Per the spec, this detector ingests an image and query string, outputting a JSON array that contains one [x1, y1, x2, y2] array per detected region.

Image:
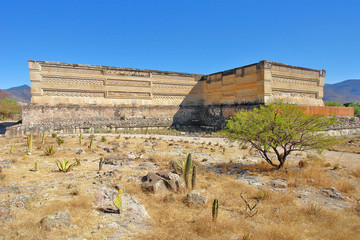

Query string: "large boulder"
[[141, 171, 185, 194], [185, 190, 208, 206], [40, 210, 72, 230]]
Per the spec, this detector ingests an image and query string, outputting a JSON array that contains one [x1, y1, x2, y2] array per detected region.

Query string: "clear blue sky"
[[0, 0, 359, 89]]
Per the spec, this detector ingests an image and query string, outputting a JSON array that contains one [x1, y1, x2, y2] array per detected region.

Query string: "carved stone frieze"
[[42, 76, 104, 86], [43, 89, 105, 97], [42, 66, 99, 75], [106, 79, 150, 87], [271, 65, 319, 78], [106, 70, 150, 77], [153, 93, 186, 99], [107, 91, 151, 99], [272, 90, 317, 98], [271, 75, 318, 86], [152, 74, 195, 82], [152, 83, 194, 89]]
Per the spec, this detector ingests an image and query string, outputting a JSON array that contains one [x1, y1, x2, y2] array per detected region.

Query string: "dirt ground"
[[0, 133, 359, 240]]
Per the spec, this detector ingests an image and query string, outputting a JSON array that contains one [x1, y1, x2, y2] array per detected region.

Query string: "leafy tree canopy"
[[0, 95, 21, 120], [224, 103, 336, 169]]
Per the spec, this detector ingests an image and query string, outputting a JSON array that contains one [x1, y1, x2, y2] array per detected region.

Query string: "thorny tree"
[[224, 103, 336, 169]]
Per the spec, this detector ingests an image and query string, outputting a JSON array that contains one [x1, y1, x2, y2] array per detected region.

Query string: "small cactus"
[[99, 157, 103, 171], [35, 161, 39, 171], [212, 198, 219, 221], [113, 188, 124, 214], [88, 135, 94, 149], [10, 146, 13, 154], [79, 133, 82, 145], [184, 153, 192, 188], [27, 133, 33, 153], [191, 165, 197, 190], [41, 132, 46, 144]]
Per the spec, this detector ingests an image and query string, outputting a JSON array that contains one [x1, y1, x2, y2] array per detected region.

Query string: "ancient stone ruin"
[[5, 60, 356, 136]]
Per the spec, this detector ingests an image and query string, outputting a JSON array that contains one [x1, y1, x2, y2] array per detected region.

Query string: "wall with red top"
[[301, 106, 354, 116]]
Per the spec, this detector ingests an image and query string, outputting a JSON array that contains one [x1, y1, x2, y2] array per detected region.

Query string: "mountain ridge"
[[1, 84, 31, 103], [323, 79, 360, 104]]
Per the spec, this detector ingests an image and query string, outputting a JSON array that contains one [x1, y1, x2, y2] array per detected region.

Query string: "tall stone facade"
[[17, 59, 348, 134], [29, 60, 325, 108], [202, 61, 325, 106], [29, 61, 204, 107]]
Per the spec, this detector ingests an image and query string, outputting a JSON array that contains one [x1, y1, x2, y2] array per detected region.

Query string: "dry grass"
[[0, 134, 360, 239], [352, 167, 360, 178], [329, 136, 360, 153]]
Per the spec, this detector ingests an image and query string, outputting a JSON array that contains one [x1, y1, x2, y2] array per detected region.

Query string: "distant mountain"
[[1, 84, 31, 103], [324, 79, 360, 104]]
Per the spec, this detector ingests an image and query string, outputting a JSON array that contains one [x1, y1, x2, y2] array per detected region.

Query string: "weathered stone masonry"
[[5, 60, 356, 136]]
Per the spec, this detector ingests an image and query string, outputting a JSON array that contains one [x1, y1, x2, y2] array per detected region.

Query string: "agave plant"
[[56, 137, 64, 146], [56, 159, 76, 172], [44, 145, 55, 156], [173, 158, 186, 175]]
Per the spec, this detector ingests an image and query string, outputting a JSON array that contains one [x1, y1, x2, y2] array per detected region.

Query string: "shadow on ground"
[[0, 121, 21, 134]]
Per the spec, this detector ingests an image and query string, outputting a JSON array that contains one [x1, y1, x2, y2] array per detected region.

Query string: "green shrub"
[[224, 103, 336, 169], [324, 101, 343, 107], [344, 102, 360, 116], [0, 97, 21, 119]]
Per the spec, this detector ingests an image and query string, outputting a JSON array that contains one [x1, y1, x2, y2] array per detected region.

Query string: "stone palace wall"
[[4, 60, 354, 136]]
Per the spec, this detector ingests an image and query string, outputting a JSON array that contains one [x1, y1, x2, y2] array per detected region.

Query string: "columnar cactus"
[[88, 135, 94, 149], [27, 133, 33, 153], [184, 153, 192, 188], [99, 157, 103, 171], [212, 198, 219, 221], [10, 146, 13, 154], [79, 133, 82, 145], [35, 161, 39, 171], [191, 165, 197, 190], [41, 132, 46, 144]]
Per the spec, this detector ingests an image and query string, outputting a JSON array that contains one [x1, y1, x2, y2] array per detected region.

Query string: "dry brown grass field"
[[0, 133, 359, 240]]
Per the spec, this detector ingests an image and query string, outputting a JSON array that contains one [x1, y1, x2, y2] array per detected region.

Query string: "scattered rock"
[[185, 190, 208, 205], [141, 171, 185, 193], [138, 162, 159, 170], [76, 148, 85, 155], [103, 155, 132, 166], [105, 193, 151, 239], [268, 179, 288, 189], [40, 210, 72, 230], [236, 174, 265, 187], [141, 172, 167, 194], [98, 144, 117, 153], [238, 169, 250, 175], [156, 170, 185, 192], [95, 185, 118, 211], [321, 187, 348, 200], [107, 222, 119, 229], [0, 159, 13, 168]]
